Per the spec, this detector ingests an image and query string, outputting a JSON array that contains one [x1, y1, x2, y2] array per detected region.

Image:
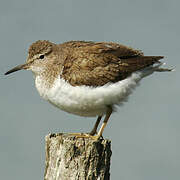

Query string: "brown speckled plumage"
[[58, 41, 163, 86], [28, 40, 54, 58]]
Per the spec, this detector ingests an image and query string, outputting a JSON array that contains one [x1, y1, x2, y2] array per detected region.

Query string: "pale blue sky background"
[[1, 0, 179, 179]]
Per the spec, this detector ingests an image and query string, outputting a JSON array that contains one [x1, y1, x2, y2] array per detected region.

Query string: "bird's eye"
[[39, 55, 45, 59]]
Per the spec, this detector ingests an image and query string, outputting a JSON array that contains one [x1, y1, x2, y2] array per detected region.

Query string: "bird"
[[5, 40, 172, 140]]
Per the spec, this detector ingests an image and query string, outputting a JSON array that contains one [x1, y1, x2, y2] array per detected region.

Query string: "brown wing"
[[60, 41, 163, 87]]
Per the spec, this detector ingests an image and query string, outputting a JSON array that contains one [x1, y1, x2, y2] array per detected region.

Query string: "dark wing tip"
[[153, 56, 164, 60]]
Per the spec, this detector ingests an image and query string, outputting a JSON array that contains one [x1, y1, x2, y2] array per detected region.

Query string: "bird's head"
[[5, 40, 56, 76]]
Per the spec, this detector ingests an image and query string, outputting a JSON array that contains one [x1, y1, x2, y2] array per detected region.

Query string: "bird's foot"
[[69, 133, 101, 141], [69, 133, 84, 136]]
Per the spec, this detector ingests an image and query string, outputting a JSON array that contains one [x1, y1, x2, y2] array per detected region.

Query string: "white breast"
[[35, 65, 159, 117]]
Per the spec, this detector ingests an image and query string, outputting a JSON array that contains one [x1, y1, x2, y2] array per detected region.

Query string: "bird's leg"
[[73, 107, 112, 141], [69, 116, 102, 137], [89, 116, 102, 135], [96, 106, 112, 138]]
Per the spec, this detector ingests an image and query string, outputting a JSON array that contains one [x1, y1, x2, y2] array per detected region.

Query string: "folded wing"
[[60, 41, 163, 86]]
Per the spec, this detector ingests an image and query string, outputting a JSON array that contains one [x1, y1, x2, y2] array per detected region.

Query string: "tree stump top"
[[44, 133, 112, 180]]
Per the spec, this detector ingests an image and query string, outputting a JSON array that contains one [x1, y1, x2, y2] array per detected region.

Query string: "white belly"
[[35, 66, 158, 117]]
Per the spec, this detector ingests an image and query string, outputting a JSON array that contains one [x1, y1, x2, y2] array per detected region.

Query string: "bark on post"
[[44, 133, 112, 180]]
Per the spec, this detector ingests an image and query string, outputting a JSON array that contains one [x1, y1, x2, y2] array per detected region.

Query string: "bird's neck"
[[34, 66, 61, 99]]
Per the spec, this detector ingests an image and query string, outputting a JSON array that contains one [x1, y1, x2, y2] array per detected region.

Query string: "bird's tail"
[[154, 62, 174, 72], [137, 61, 174, 78], [120, 56, 173, 79]]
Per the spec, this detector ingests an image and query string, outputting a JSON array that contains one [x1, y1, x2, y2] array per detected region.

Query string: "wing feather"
[[60, 41, 163, 86]]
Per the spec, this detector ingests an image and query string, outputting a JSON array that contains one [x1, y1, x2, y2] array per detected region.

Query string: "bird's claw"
[[69, 133, 101, 141]]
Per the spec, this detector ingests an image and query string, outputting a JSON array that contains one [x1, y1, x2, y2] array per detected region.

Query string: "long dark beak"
[[5, 63, 29, 75]]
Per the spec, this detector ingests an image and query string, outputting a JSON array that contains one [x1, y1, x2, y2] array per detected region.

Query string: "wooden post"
[[44, 133, 112, 180]]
